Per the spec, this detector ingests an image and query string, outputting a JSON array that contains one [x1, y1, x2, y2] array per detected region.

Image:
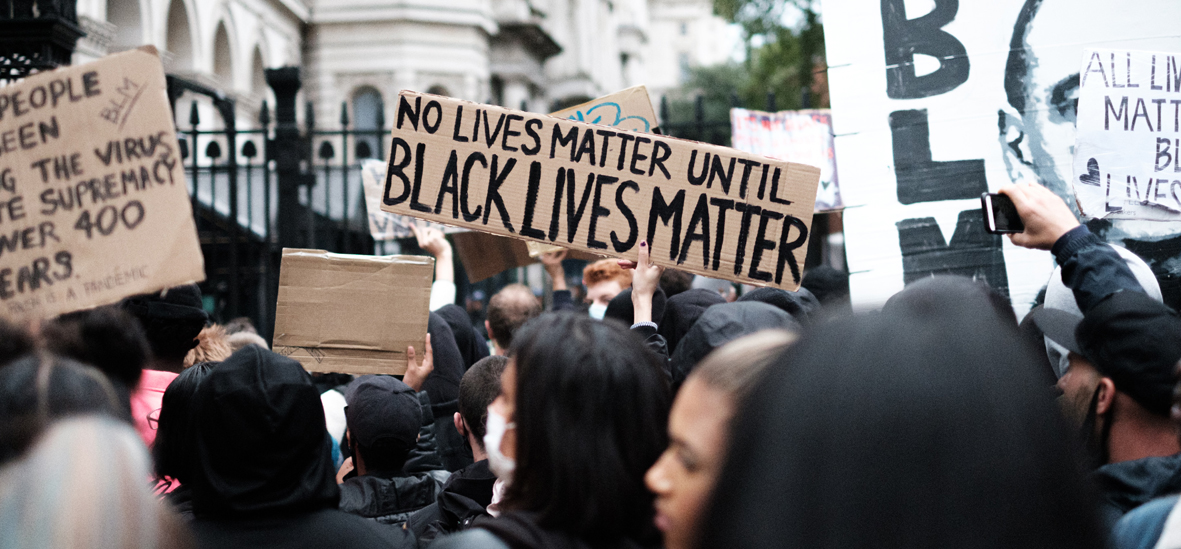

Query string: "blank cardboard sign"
[[273, 248, 433, 375], [380, 91, 821, 290], [0, 47, 204, 318]]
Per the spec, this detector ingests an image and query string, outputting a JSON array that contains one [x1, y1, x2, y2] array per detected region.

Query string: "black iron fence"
[[176, 72, 828, 339]]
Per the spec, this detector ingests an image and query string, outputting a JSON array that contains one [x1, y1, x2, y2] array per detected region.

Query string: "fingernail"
[[640, 241, 647, 247]]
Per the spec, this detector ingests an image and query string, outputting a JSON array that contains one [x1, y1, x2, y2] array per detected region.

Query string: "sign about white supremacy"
[[1073, 48, 1181, 221], [0, 47, 204, 318], [380, 91, 821, 290]]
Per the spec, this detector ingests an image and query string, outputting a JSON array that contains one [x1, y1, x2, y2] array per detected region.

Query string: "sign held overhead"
[[0, 47, 204, 318], [380, 91, 821, 290]]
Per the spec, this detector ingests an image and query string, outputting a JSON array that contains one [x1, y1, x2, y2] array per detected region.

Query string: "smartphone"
[[981, 193, 1025, 234]]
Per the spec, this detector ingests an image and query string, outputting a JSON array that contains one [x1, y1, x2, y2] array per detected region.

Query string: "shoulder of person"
[[427, 528, 509, 549], [1114, 495, 1180, 549]]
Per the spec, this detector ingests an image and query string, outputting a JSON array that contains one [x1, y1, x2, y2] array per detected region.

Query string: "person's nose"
[[645, 452, 673, 495]]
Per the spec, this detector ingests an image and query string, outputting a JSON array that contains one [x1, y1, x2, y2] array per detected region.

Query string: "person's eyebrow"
[[1048, 73, 1080, 118]]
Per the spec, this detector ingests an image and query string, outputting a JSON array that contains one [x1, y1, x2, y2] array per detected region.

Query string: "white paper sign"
[[1073, 48, 1181, 221], [731, 109, 841, 211]]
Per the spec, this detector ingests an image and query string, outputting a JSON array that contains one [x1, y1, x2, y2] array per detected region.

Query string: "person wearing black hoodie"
[[188, 345, 410, 549]]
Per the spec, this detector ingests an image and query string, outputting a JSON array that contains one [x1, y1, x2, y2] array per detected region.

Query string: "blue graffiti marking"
[[566, 101, 651, 132]]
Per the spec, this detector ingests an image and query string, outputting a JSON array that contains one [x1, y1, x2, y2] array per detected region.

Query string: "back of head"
[[736, 287, 819, 324], [458, 355, 509, 447], [183, 325, 232, 368], [121, 284, 208, 366], [0, 354, 123, 464], [669, 302, 798, 389], [43, 306, 150, 390], [660, 269, 693, 298], [189, 345, 337, 516], [343, 375, 421, 472], [884, 275, 1017, 328], [486, 284, 542, 350], [582, 259, 632, 289], [604, 287, 667, 327], [154, 362, 217, 482], [505, 313, 669, 543], [700, 310, 1104, 549], [0, 416, 190, 549], [437, 303, 490, 369], [801, 265, 850, 308], [0, 316, 34, 367], [690, 330, 796, 406], [658, 288, 725, 355]]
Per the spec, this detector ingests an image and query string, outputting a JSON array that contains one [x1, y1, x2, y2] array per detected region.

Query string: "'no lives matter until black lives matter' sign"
[[0, 47, 204, 318], [380, 91, 821, 291]]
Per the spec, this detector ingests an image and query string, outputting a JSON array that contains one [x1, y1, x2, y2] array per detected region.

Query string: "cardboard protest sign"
[[550, 86, 659, 133], [731, 108, 841, 211], [1073, 49, 1181, 221], [272, 248, 433, 375], [361, 159, 463, 240], [821, 0, 1181, 314], [0, 47, 204, 318], [380, 91, 820, 290]]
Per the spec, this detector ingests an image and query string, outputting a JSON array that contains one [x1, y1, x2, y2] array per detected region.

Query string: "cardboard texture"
[[0, 47, 204, 318], [273, 248, 433, 375], [549, 85, 659, 133], [381, 91, 821, 290], [1073, 48, 1181, 221], [363, 87, 660, 282]]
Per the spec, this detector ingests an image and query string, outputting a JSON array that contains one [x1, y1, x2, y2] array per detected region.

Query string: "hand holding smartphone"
[[981, 193, 1025, 234]]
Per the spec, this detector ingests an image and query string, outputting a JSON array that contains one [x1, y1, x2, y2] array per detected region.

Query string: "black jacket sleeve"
[[1053, 225, 1146, 313]]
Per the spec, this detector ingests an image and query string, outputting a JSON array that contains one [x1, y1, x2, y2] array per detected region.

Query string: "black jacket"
[[439, 512, 655, 549], [406, 459, 497, 547], [1091, 453, 1181, 523], [339, 469, 451, 525], [188, 346, 410, 549], [668, 302, 797, 390]]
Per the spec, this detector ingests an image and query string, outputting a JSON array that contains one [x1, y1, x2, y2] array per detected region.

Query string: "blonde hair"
[[690, 330, 796, 404], [0, 416, 192, 549], [184, 325, 232, 368], [582, 259, 631, 289]]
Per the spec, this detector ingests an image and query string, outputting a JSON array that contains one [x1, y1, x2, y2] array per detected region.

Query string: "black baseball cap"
[[1034, 292, 1181, 416], [343, 375, 421, 450]]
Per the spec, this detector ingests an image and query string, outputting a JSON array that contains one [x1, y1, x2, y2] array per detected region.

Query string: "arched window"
[[107, 0, 144, 51], [165, 0, 193, 72], [352, 88, 383, 160], [250, 47, 266, 94], [213, 23, 233, 87]]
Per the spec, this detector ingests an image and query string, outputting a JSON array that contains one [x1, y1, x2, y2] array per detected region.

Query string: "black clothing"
[[1092, 453, 1181, 522], [737, 287, 819, 323], [657, 289, 724, 356], [192, 509, 410, 549], [436, 304, 490, 371], [1053, 225, 1147, 312], [189, 345, 407, 548], [669, 302, 797, 390], [424, 313, 473, 472], [552, 289, 576, 312], [605, 288, 667, 327], [406, 460, 497, 547], [461, 512, 655, 549], [339, 469, 450, 525], [165, 484, 194, 521]]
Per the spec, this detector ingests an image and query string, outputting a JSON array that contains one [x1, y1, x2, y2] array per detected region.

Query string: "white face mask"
[[483, 407, 516, 480], [588, 302, 608, 320]]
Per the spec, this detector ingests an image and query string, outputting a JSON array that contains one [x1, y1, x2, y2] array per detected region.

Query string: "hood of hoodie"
[[423, 312, 466, 419], [189, 345, 339, 517], [657, 289, 724, 356], [669, 302, 798, 389], [1092, 452, 1181, 515], [436, 304, 490, 371]]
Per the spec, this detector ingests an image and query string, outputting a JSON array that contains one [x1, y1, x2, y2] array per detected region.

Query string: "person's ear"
[[454, 412, 465, 437], [1095, 377, 1117, 416], [484, 320, 494, 342], [997, 108, 1038, 184]]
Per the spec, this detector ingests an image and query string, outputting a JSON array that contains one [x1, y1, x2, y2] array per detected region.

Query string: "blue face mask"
[[588, 302, 608, 320]]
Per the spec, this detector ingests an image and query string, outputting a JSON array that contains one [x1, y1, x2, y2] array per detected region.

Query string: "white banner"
[[731, 108, 841, 211], [822, 0, 1181, 314]]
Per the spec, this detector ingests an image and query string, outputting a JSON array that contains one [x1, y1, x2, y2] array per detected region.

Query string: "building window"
[[353, 88, 383, 159], [678, 53, 691, 83], [680, 22, 688, 35]]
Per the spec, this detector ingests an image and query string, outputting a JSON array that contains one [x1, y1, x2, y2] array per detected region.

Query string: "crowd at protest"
[[3, 180, 1181, 549]]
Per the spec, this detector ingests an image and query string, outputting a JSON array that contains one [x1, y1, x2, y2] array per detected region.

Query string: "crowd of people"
[[2, 181, 1181, 549]]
